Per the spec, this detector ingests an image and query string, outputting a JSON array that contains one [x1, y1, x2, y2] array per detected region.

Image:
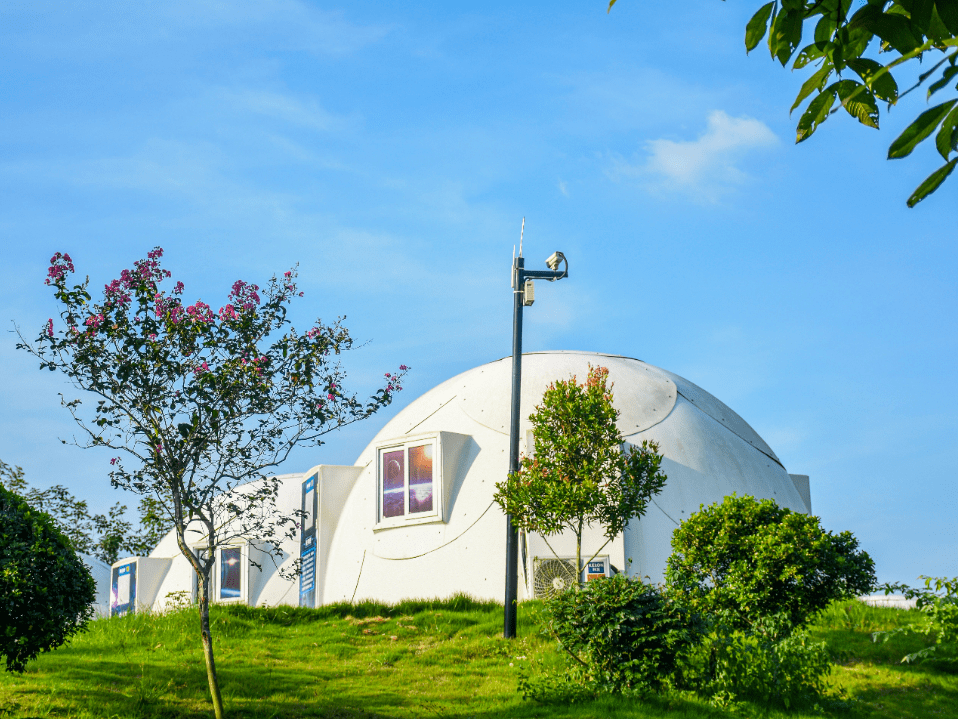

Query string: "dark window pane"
[[408, 444, 434, 514], [383, 489, 405, 518], [382, 449, 405, 518], [383, 450, 404, 491], [220, 547, 242, 599]]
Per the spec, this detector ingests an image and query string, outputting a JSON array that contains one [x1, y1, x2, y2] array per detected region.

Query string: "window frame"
[[191, 544, 249, 605], [375, 433, 444, 530]]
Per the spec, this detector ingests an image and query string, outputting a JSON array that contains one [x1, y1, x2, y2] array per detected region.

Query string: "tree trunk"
[[576, 521, 583, 590], [197, 572, 226, 719]]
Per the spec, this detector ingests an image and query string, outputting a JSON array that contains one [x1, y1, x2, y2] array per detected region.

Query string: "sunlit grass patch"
[[1, 596, 956, 718]]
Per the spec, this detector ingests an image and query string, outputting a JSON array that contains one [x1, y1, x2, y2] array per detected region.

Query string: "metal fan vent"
[[533, 558, 577, 600]]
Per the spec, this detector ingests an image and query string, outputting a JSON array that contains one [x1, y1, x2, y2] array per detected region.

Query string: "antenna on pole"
[[518, 217, 525, 258]]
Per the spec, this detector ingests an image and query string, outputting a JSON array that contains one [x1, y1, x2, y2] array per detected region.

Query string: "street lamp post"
[[503, 228, 569, 639]]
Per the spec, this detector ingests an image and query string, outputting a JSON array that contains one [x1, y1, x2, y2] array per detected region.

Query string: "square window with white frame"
[[377, 436, 441, 525]]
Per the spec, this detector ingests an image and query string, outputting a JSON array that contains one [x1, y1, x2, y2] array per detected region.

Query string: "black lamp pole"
[[504, 247, 568, 639]]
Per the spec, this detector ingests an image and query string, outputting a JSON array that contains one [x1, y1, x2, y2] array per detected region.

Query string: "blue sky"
[[1, 0, 955, 586]]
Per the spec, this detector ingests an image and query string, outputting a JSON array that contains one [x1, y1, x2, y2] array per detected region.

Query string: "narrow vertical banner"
[[299, 473, 318, 608]]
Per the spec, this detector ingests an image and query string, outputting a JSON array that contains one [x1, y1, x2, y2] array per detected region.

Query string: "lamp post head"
[[545, 251, 565, 271]]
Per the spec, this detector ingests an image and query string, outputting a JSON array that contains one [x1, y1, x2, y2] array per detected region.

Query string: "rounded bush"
[[546, 574, 703, 693], [666, 494, 876, 635], [0, 484, 96, 673]]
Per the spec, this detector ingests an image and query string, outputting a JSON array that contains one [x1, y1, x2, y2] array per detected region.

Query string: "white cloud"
[[557, 178, 569, 197], [612, 110, 778, 202], [220, 89, 354, 133]]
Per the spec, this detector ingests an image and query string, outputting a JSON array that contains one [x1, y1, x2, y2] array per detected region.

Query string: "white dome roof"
[[372, 350, 780, 465], [358, 350, 806, 585]]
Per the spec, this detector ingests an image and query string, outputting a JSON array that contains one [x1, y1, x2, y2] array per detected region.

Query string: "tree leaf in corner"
[[747, 2, 776, 53], [906, 158, 958, 207]]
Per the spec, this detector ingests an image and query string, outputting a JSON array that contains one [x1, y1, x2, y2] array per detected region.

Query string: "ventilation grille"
[[532, 558, 577, 599]]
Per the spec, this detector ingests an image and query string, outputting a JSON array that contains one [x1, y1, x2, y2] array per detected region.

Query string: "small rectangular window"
[[219, 547, 243, 600], [377, 437, 440, 525]]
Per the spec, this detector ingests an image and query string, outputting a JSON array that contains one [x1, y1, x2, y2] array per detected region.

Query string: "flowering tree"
[[493, 366, 667, 587], [17, 249, 406, 719]]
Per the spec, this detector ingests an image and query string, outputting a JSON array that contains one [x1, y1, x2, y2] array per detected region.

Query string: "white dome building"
[[110, 351, 811, 613]]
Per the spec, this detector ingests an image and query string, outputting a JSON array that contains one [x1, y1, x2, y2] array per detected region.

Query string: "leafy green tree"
[[493, 365, 667, 584], [17, 249, 405, 719], [665, 494, 876, 635], [0, 459, 171, 565], [0, 484, 96, 673], [610, 0, 958, 206]]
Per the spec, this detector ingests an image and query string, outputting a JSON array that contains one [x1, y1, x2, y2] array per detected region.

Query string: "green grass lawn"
[[1, 597, 954, 719]]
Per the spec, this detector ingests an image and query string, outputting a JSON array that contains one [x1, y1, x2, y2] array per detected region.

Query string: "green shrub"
[[874, 576, 958, 670], [666, 494, 875, 635], [541, 574, 703, 694], [0, 485, 96, 673], [687, 621, 832, 710]]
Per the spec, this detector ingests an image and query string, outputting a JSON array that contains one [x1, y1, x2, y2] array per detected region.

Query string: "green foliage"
[[665, 494, 876, 634], [609, 0, 958, 206], [0, 459, 171, 564], [542, 575, 703, 694], [874, 575, 958, 669], [0, 484, 96, 673], [686, 624, 832, 710], [493, 366, 667, 576]]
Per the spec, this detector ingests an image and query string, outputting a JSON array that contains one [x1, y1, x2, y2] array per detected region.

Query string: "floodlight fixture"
[[545, 251, 566, 272]]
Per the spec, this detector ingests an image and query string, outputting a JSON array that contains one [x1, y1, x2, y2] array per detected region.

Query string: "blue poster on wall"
[[111, 562, 137, 616], [299, 473, 318, 607]]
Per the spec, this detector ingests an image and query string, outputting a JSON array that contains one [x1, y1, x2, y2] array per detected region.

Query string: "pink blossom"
[[327, 393, 335, 401], [387, 384, 394, 391], [193, 361, 209, 377], [45, 252, 75, 285], [399, 365, 408, 371], [46, 319, 54, 337], [103, 279, 132, 305], [385, 373, 391, 378], [174, 281, 185, 295], [330, 383, 336, 390], [110, 457, 118, 465], [229, 280, 260, 309]]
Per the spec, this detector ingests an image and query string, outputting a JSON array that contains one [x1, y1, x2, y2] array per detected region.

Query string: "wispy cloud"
[[219, 89, 356, 133], [611, 110, 778, 202]]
